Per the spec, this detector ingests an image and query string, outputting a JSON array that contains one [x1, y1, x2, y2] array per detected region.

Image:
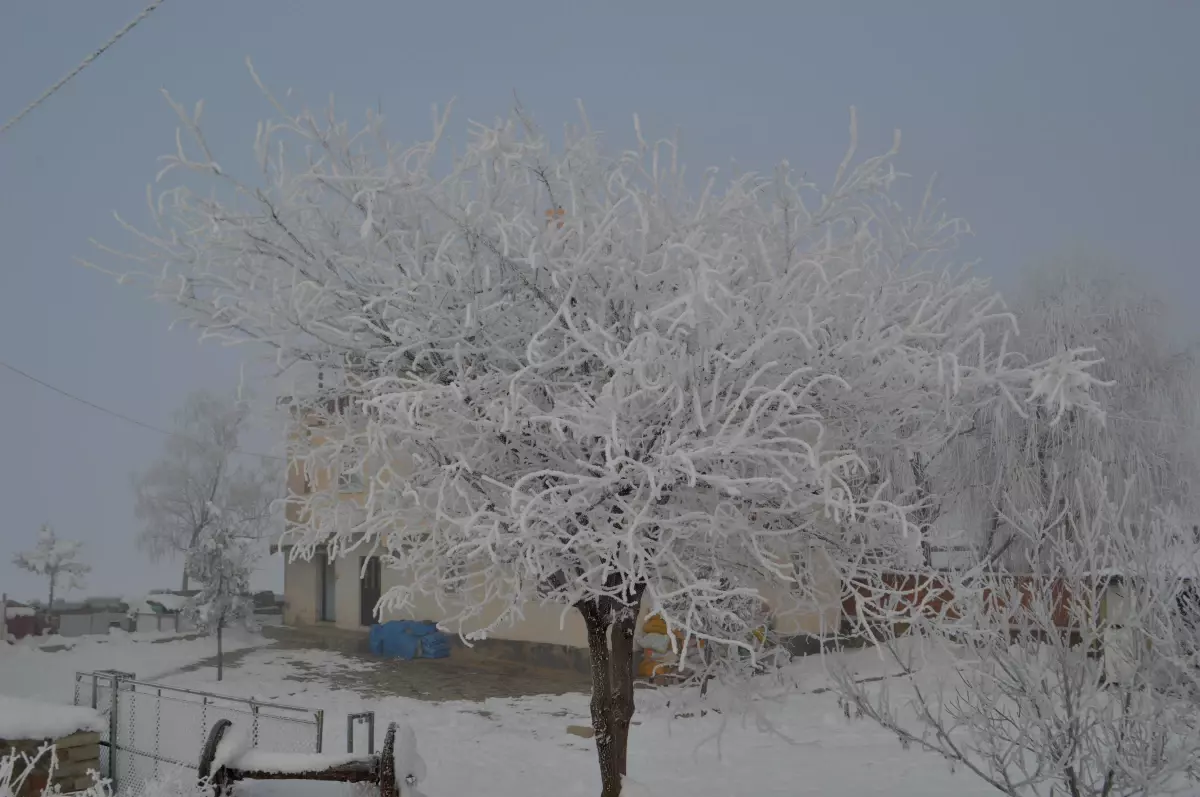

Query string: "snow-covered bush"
[[102, 72, 1105, 795], [836, 460, 1200, 797], [0, 744, 111, 797]]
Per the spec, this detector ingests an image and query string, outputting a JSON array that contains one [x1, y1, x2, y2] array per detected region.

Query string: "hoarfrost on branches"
[[101, 73, 1105, 795], [182, 524, 258, 680], [12, 524, 91, 610], [934, 257, 1200, 567], [132, 390, 276, 592], [836, 460, 1200, 797]]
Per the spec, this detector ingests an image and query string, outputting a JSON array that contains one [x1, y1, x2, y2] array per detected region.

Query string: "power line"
[[0, 357, 283, 461], [1, 0, 168, 137]]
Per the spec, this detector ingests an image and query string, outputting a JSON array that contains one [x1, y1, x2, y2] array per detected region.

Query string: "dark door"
[[360, 556, 381, 627]]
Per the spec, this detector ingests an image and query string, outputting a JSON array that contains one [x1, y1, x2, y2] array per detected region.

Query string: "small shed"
[[3, 600, 43, 641], [127, 593, 196, 633], [53, 598, 129, 638]]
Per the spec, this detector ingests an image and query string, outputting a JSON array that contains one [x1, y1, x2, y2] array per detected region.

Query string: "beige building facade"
[[277, 400, 843, 654]]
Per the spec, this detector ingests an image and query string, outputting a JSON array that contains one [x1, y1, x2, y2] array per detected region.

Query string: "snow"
[[134, 594, 190, 614], [0, 627, 269, 702], [391, 722, 425, 789], [210, 723, 366, 775], [3, 606, 34, 618], [228, 750, 368, 775], [150, 646, 997, 797], [0, 628, 1144, 796], [0, 695, 104, 739]]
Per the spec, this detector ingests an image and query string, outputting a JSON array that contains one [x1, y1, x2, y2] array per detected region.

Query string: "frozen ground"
[[1, 628, 999, 796], [0, 628, 268, 703]]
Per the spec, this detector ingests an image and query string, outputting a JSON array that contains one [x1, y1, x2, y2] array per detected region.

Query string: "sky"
[[1, 1, 1197, 602]]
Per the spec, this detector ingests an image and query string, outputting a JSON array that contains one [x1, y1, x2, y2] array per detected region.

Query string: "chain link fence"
[[74, 671, 324, 797]]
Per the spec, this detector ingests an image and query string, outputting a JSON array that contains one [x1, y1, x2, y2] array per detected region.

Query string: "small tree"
[[103, 75, 1104, 795], [12, 524, 91, 611], [182, 521, 258, 681], [835, 459, 1200, 797], [133, 391, 275, 591]]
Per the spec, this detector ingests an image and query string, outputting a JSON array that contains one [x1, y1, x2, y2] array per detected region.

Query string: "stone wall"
[[0, 730, 102, 797]]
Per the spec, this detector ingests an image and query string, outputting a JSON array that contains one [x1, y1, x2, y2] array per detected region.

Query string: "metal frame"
[[73, 671, 325, 796], [347, 711, 376, 754]]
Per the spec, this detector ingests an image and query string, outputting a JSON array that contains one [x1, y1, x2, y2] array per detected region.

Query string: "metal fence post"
[[107, 673, 120, 789], [315, 709, 325, 753], [347, 712, 376, 754]]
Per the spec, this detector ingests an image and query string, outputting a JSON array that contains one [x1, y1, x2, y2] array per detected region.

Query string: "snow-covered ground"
[[0, 628, 267, 703], [1, 628, 998, 796]]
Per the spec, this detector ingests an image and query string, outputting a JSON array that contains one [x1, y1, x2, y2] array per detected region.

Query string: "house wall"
[[281, 546, 841, 651], [283, 555, 320, 626], [131, 613, 196, 634], [56, 612, 127, 637], [375, 566, 590, 647], [334, 553, 365, 628], [278, 405, 842, 650]]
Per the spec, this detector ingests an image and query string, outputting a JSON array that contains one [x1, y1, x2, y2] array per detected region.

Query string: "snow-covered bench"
[[198, 718, 420, 797]]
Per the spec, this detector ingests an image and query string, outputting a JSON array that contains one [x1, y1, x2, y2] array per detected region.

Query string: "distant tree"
[[132, 390, 276, 591], [934, 256, 1200, 566], [12, 524, 91, 610], [182, 522, 258, 681]]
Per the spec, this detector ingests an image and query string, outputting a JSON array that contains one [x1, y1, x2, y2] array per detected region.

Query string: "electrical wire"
[[0, 357, 283, 461], [1, 0, 168, 137]]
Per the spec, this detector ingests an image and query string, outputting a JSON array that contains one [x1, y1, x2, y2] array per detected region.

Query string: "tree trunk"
[[47, 571, 56, 613], [610, 591, 643, 777], [181, 568, 190, 593], [217, 621, 224, 681], [580, 602, 621, 797]]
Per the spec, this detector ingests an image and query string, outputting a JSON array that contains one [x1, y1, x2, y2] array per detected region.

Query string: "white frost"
[[0, 696, 105, 740]]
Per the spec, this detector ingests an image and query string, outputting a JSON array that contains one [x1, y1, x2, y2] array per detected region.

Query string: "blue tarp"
[[368, 620, 451, 660]]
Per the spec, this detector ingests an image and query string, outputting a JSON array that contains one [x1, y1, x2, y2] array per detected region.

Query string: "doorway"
[[318, 549, 336, 622], [359, 556, 381, 627]]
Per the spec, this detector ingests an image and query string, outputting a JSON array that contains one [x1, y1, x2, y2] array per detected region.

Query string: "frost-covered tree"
[[12, 524, 91, 610], [836, 459, 1200, 797], [932, 257, 1200, 566], [133, 390, 275, 591], [182, 523, 257, 681], [101, 71, 1103, 795]]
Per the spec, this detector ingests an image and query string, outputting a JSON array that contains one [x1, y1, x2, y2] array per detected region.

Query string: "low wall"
[[841, 572, 1110, 632], [0, 731, 102, 797]]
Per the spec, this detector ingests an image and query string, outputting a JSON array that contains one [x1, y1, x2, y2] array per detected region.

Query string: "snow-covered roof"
[[0, 696, 105, 739], [4, 605, 36, 618], [127, 593, 190, 614]]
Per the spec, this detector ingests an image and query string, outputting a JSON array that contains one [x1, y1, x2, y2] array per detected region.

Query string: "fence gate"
[[74, 671, 324, 797]]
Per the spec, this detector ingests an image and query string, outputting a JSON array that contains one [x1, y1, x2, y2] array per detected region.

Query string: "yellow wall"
[[283, 555, 318, 625]]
